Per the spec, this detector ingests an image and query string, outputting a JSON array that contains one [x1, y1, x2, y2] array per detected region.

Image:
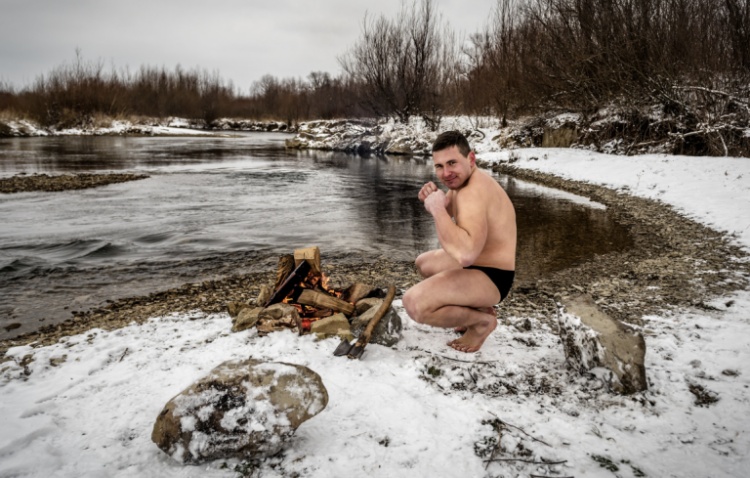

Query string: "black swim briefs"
[[466, 265, 515, 302]]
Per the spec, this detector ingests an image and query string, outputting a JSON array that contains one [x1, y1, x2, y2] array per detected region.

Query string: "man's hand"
[[418, 181, 439, 202], [424, 189, 449, 215]]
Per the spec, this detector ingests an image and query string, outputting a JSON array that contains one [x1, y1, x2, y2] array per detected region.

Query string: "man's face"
[[432, 146, 475, 190]]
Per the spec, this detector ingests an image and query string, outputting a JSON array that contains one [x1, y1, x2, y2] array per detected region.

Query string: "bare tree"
[[464, 0, 527, 124], [339, 0, 459, 126], [725, 0, 750, 70]]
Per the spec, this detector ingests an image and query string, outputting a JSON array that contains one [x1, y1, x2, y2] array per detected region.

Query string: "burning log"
[[297, 289, 355, 316], [265, 260, 311, 307], [228, 246, 396, 343]]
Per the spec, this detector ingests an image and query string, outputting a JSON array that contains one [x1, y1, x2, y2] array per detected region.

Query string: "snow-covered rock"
[[558, 294, 647, 394], [151, 358, 328, 464]]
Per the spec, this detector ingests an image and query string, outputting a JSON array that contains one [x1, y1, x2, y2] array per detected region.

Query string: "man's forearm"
[[432, 209, 478, 267]]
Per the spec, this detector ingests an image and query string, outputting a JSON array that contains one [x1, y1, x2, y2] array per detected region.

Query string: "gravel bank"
[[0, 173, 149, 193]]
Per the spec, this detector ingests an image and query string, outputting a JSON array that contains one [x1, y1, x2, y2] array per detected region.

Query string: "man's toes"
[[448, 339, 470, 352]]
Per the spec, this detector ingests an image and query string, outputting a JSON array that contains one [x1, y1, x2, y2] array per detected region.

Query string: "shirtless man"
[[402, 131, 517, 353]]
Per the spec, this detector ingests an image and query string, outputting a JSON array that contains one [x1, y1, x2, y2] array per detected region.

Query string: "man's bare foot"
[[447, 311, 497, 353], [453, 307, 495, 334]]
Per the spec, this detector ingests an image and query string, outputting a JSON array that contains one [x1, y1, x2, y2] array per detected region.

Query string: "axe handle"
[[355, 285, 396, 347]]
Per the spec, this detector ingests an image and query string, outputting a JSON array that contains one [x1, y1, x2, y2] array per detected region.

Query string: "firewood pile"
[[227, 247, 397, 345]]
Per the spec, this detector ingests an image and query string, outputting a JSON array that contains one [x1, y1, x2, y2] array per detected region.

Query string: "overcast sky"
[[0, 0, 496, 92]]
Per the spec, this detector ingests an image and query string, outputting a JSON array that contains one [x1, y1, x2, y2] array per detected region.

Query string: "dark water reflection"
[[0, 133, 632, 338], [504, 177, 631, 282]]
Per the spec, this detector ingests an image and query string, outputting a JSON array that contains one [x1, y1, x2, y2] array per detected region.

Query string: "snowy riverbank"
[[2, 130, 750, 477], [0, 117, 289, 137]]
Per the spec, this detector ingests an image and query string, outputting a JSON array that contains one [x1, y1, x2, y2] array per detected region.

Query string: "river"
[[0, 132, 632, 338]]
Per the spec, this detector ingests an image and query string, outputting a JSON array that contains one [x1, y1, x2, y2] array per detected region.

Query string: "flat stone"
[[232, 307, 264, 332], [227, 301, 252, 319], [256, 303, 300, 335], [310, 313, 352, 341], [260, 303, 298, 321]]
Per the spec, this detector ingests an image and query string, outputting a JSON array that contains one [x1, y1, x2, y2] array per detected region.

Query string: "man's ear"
[[469, 151, 476, 166]]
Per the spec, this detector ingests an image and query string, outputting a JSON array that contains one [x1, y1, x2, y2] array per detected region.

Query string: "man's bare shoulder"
[[453, 171, 493, 216], [462, 170, 502, 198]]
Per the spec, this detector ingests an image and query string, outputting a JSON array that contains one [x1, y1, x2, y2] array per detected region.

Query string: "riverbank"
[[0, 172, 149, 194], [285, 113, 750, 157], [0, 116, 291, 137]]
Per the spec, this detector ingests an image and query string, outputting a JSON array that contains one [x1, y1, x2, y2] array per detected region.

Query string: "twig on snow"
[[530, 475, 574, 478], [488, 412, 552, 447], [484, 419, 504, 470], [488, 458, 567, 465]]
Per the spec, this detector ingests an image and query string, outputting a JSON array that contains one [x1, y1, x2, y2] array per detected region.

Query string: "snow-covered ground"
[[2, 140, 750, 477]]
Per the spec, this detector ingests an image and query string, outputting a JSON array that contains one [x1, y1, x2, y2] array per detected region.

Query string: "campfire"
[[228, 247, 397, 358]]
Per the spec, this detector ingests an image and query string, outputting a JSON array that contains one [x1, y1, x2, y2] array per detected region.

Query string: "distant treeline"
[[1, 0, 749, 132]]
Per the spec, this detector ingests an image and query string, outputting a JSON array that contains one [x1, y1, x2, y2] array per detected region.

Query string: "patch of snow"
[[481, 147, 750, 250]]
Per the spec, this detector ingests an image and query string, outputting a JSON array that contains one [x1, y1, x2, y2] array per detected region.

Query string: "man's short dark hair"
[[432, 130, 471, 157]]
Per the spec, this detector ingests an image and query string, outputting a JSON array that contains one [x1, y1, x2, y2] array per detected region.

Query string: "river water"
[[0, 132, 632, 338]]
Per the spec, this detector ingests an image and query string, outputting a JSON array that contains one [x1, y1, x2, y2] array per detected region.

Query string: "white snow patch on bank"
[[482, 148, 750, 249], [1, 117, 217, 137]]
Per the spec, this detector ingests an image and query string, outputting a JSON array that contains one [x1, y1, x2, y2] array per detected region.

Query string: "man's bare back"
[[402, 131, 517, 353]]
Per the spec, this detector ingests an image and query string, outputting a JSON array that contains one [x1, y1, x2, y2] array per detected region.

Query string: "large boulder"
[[558, 295, 647, 394], [151, 358, 328, 464]]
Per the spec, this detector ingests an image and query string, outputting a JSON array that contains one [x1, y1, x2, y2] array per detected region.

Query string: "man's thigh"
[[414, 267, 501, 310], [416, 249, 461, 278]]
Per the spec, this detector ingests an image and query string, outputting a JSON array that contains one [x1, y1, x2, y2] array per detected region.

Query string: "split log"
[[297, 289, 355, 316], [265, 260, 311, 307], [341, 282, 375, 304], [273, 254, 296, 291], [294, 246, 321, 274]]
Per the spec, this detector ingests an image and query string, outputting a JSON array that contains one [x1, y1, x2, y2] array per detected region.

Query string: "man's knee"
[[414, 252, 431, 278], [403, 287, 429, 324], [416, 251, 444, 278]]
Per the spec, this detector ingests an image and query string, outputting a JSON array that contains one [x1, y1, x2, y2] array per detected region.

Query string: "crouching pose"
[[402, 131, 517, 352]]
